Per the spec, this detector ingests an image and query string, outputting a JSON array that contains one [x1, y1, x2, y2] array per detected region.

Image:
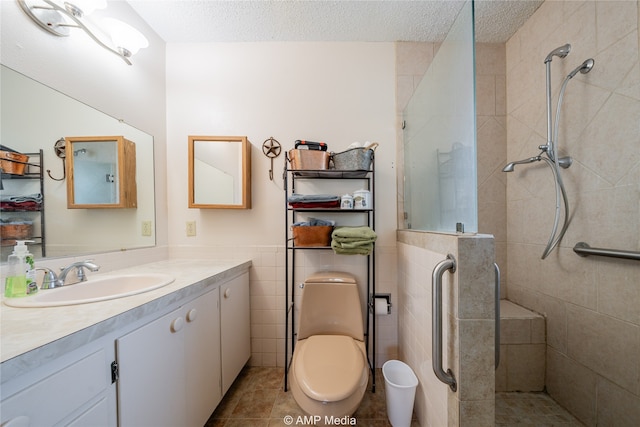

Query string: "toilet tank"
[[297, 271, 364, 341]]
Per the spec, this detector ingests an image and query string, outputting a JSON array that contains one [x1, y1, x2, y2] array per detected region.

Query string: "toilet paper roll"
[[375, 297, 389, 316]]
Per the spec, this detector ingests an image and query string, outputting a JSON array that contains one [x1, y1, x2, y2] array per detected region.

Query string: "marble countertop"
[[0, 258, 251, 382]]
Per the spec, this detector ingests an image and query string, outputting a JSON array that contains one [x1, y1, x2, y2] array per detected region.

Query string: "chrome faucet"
[[58, 260, 100, 286], [35, 261, 100, 289], [36, 267, 60, 289]]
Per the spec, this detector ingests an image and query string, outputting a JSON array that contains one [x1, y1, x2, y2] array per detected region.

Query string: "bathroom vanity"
[[0, 259, 251, 427]]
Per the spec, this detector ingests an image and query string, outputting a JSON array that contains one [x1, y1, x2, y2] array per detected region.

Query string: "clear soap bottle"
[[4, 240, 37, 297], [4, 244, 28, 298]]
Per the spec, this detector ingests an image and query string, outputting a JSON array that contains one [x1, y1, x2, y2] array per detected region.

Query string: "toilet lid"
[[304, 271, 356, 284], [294, 335, 365, 402]]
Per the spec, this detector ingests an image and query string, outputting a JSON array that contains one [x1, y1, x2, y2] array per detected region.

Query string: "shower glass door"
[[403, 0, 477, 232]]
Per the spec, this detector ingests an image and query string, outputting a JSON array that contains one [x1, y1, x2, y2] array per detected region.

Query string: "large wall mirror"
[[188, 136, 251, 209], [0, 65, 156, 259]]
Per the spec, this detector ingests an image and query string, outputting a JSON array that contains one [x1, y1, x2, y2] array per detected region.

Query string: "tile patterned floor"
[[495, 392, 585, 427], [206, 367, 584, 427], [205, 366, 409, 426]]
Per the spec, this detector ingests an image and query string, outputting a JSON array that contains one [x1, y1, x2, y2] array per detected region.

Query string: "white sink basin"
[[3, 273, 175, 308]]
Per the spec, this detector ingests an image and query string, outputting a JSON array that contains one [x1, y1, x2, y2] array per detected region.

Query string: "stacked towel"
[[0, 193, 43, 211], [331, 226, 377, 255], [288, 193, 340, 208], [293, 218, 335, 227]]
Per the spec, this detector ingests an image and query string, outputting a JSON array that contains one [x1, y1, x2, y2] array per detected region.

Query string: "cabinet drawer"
[[1, 349, 107, 427]]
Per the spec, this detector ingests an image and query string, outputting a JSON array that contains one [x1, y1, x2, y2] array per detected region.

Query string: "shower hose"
[[541, 74, 573, 259]]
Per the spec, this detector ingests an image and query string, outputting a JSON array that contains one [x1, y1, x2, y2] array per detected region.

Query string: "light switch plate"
[[141, 221, 152, 236], [186, 221, 196, 237]]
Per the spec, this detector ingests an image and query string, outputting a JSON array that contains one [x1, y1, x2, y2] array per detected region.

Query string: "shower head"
[[544, 44, 571, 63], [567, 58, 595, 79], [502, 155, 542, 172]]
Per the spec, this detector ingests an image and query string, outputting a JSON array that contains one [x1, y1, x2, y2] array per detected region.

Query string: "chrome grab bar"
[[432, 254, 457, 392], [573, 242, 640, 261], [494, 262, 501, 370]]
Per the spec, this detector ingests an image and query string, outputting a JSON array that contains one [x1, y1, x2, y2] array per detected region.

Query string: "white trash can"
[[382, 360, 419, 427]]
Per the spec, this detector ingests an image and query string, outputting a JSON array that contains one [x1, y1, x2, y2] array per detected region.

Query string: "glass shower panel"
[[403, 1, 477, 232]]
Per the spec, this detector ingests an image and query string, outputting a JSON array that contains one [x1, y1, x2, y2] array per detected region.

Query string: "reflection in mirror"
[[66, 136, 137, 208], [0, 65, 155, 260], [188, 136, 251, 209]]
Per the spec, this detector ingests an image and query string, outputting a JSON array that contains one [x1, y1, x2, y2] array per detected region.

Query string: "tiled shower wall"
[[505, 1, 640, 425], [475, 44, 508, 296]]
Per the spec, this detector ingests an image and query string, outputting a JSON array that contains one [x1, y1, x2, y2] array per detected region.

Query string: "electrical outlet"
[[186, 221, 196, 237], [141, 221, 152, 236]]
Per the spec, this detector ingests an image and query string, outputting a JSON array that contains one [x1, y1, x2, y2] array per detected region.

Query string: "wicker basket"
[[0, 150, 29, 175], [331, 143, 378, 171], [0, 221, 33, 239], [291, 225, 333, 247]]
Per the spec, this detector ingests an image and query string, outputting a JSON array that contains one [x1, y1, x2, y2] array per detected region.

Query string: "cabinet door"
[[220, 272, 251, 394], [66, 396, 111, 427], [0, 349, 113, 427], [116, 307, 187, 427], [184, 288, 222, 427]]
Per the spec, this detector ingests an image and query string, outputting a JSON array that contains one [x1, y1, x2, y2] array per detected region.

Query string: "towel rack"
[[573, 242, 640, 261]]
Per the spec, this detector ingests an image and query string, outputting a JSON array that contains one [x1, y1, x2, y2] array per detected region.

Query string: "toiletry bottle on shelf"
[[353, 189, 371, 209], [341, 194, 354, 209], [4, 243, 28, 298]]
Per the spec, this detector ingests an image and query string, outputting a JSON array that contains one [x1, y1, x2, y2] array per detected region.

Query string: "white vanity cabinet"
[[0, 264, 251, 427], [116, 288, 222, 427], [116, 271, 250, 427], [220, 272, 251, 394]]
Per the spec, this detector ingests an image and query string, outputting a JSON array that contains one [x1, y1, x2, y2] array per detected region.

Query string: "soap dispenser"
[[4, 240, 37, 297], [5, 243, 27, 298]]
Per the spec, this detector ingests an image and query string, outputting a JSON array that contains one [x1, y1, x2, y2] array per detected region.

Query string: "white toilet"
[[289, 271, 369, 418]]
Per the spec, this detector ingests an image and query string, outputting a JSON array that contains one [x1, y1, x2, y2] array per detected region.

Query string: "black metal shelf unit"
[[283, 163, 376, 392], [1, 150, 46, 258]]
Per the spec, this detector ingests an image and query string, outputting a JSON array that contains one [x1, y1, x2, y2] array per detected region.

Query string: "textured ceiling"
[[127, 0, 543, 44]]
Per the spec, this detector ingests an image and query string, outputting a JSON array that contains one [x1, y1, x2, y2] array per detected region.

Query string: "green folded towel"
[[331, 241, 374, 255], [331, 226, 376, 255], [334, 239, 375, 249], [331, 226, 377, 242]]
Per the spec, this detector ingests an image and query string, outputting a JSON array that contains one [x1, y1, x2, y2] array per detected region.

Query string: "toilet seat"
[[294, 335, 365, 402]]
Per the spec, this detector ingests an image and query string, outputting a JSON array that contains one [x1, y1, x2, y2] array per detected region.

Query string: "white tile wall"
[[506, 1, 640, 426]]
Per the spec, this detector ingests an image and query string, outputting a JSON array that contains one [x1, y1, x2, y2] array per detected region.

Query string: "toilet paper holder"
[[371, 293, 391, 315]]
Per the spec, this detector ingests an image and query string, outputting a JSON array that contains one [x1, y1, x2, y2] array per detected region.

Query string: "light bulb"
[[101, 17, 149, 57]]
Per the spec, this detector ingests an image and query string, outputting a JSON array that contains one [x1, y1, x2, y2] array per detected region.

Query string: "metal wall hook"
[[46, 138, 66, 181], [262, 137, 281, 181]]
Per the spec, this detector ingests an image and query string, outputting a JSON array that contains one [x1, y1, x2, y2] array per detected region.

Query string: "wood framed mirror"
[[188, 136, 251, 209], [65, 136, 137, 209]]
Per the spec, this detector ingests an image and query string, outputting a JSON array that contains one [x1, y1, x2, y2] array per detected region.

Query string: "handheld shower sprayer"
[[567, 58, 595, 79]]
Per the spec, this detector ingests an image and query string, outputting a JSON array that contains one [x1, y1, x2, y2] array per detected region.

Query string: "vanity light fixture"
[[17, 0, 149, 65]]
